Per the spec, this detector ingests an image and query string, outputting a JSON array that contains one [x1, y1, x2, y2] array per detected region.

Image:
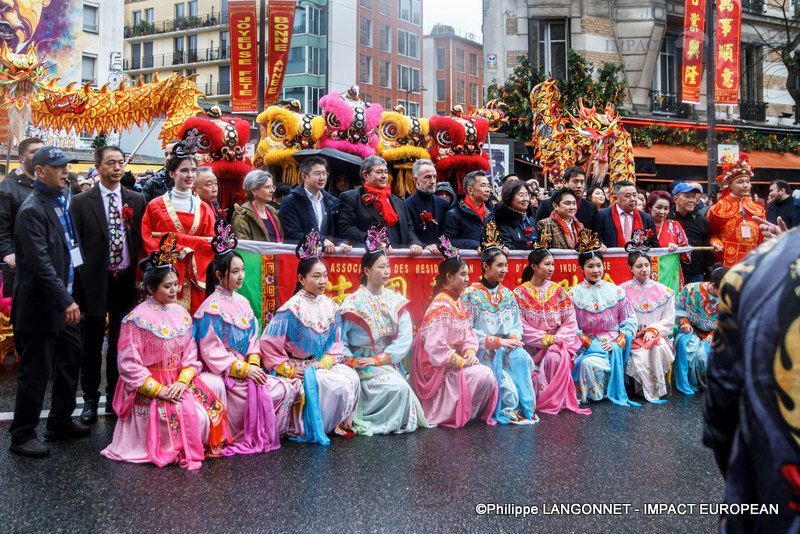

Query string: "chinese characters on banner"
[[264, 1, 296, 106], [715, 0, 742, 104], [228, 0, 258, 113], [681, 0, 706, 103]]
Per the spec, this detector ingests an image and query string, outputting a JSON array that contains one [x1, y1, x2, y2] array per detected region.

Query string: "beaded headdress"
[[146, 233, 180, 269], [575, 228, 602, 255], [211, 217, 237, 256], [366, 225, 390, 254], [480, 220, 504, 251], [624, 229, 652, 255], [437, 235, 460, 259], [296, 228, 323, 259]]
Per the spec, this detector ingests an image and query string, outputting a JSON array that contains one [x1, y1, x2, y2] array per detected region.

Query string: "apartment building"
[[422, 24, 483, 117]]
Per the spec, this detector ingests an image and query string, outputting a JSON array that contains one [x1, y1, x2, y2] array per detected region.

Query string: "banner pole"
[[705, 0, 716, 196]]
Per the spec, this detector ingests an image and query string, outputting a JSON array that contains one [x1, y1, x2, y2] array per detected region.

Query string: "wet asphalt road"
[[0, 356, 723, 533]]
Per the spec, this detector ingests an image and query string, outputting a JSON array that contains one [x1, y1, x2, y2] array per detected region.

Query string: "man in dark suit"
[[535, 166, 598, 231], [279, 156, 352, 253], [0, 136, 43, 299], [9, 147, 90, 457], [404, 158, 449, 252], [441, 170, 495, 251], [71, 146, 147, 424], [596, 180, 659, 248], [338, 156, 423, 254]]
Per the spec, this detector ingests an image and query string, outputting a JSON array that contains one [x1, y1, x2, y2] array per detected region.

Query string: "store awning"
[[634, 144, 800, 169]]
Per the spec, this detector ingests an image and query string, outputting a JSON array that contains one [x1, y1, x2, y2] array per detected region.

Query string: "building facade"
[[422, 24, 483, 117], [483, 0, 800, 187]]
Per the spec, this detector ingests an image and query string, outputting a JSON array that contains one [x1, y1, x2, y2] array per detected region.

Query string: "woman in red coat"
[[140, 142, 216, 313]]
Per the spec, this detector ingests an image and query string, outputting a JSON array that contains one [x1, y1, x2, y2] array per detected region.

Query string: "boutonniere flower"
[[419, 210, 437, 230], [361, 193, 374, 206], [122, 204, 133, 222], [524, 226, 533, 237]]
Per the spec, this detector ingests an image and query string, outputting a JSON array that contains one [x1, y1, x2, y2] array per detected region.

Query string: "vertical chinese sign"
[[264, 1, 296, 106], [715, 0, 742, 104], [681, 0, 705, 103], [229, 0, 258, 113]]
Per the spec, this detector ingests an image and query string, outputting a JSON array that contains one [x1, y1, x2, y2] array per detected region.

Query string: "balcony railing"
[[739, 101, 767, 121], [124, 46, 230, 71], [124, 12, 226, 39], [197, 82, 231, 96], [650, 91, 691, 118], [741, 0, 764, 14]]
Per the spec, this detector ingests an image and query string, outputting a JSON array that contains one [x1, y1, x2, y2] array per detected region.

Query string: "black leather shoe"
[[44, 421, 91, 442], [9, 438, 51, 457], [104, 404, 117, 417], [80, 398, 99, 424]]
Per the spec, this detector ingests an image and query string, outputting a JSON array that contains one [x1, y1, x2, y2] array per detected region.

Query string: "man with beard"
[[0, 136, 43, 299], [404, 159, 448, 253], [0, 0, 50, 52]]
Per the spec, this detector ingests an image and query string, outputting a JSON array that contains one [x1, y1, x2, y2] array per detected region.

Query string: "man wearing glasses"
[[278, 156, 352, 253]]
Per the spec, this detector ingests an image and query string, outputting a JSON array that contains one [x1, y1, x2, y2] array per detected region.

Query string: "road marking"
[[0, 396, 108, 423]]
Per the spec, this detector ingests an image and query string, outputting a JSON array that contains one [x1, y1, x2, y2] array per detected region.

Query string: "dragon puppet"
[[253, 99, 324, 185], [177, 106, 253, 211], [529, 78, 635, 192], [428, 105, 491, 194], [0, 44, 204, 146], [318, 85, 384, 160], [376, 105, 431, 197]]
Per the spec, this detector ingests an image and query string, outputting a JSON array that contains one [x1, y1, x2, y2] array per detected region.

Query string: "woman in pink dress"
[[193, 219, 296, 454], [514, 233, 590, 415], [259, 230, 360, 444], [101, 234, 231, 470], [409, 237, 498, 428]]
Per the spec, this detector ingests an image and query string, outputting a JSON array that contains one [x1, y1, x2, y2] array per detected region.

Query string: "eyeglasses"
[[309, 171, 329, 178]]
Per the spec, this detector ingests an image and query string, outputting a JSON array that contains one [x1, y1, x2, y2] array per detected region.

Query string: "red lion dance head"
[[428, 105, 490, 194], [177, 106, 252, 211]]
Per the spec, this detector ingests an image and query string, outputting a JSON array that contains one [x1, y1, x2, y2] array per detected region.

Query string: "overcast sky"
[[424, 0, 482, 39]]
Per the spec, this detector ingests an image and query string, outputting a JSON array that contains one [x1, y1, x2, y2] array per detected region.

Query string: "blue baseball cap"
[[672, 182, 703, 195], [32, 146, 77, 168]]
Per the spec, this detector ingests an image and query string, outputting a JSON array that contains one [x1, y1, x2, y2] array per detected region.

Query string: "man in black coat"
[[0, 136, 43, 298], [404, 158, 449, 252], [71, 146, 147, 424], [596, 180, 659, 248], [141, 140, 179, 203], [9, 147, 90, 457], [338, 156, 423, 254], [442, 170, 495, 251], [278, 156, 352, 253], [535, 166, 598, 232], [672, 182, 714, 283]]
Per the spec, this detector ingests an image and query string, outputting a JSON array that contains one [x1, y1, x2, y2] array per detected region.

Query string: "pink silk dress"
[[259, 290, 360, 439], [514, 280, 590, 415], [409, 290, 498, 428], [101, 297, 231, 470], [194, 286, 296, 451]]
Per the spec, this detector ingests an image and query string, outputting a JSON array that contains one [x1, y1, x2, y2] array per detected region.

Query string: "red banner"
[[264, 1, 296, 106], [229, 0, 259, 113], [681, 0, 705, 104], [715, 0, 742, 105]]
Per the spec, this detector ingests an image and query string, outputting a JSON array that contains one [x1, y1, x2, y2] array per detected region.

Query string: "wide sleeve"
[[421, 317, 458, 367], [259, 315, 290, 371], [341, 319, 356, 360], [327, 321, 345, 364], [384, 310, 413, 364], [702, 270, 746, 475], [555, 305, 579, 344], [15, 205, 73, 312], [179, 330, 203, 375], [508, 299, 524, 340], [195, 314, 240, 376], [617, 298, 638, 339], [519, 313, 547, 348], [140, 200, 161, 255], [116, 322, 155, 390], [675, 287, 690, 322], [651, 297, 676, 338], [707, 208, 724, 250]]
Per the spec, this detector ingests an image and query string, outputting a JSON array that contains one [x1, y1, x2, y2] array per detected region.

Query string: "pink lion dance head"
[[317, 85, 383, 159]]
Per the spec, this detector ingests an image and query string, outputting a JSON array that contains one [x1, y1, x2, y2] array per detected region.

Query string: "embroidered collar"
[[194, 287, 255, 330], [621, 279, 673, 313], [568, 279, 626, 313], [124, 297, 192, 339]]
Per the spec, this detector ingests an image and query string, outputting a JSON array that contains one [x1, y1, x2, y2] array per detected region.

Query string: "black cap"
[[32, 146, 77, 168]]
